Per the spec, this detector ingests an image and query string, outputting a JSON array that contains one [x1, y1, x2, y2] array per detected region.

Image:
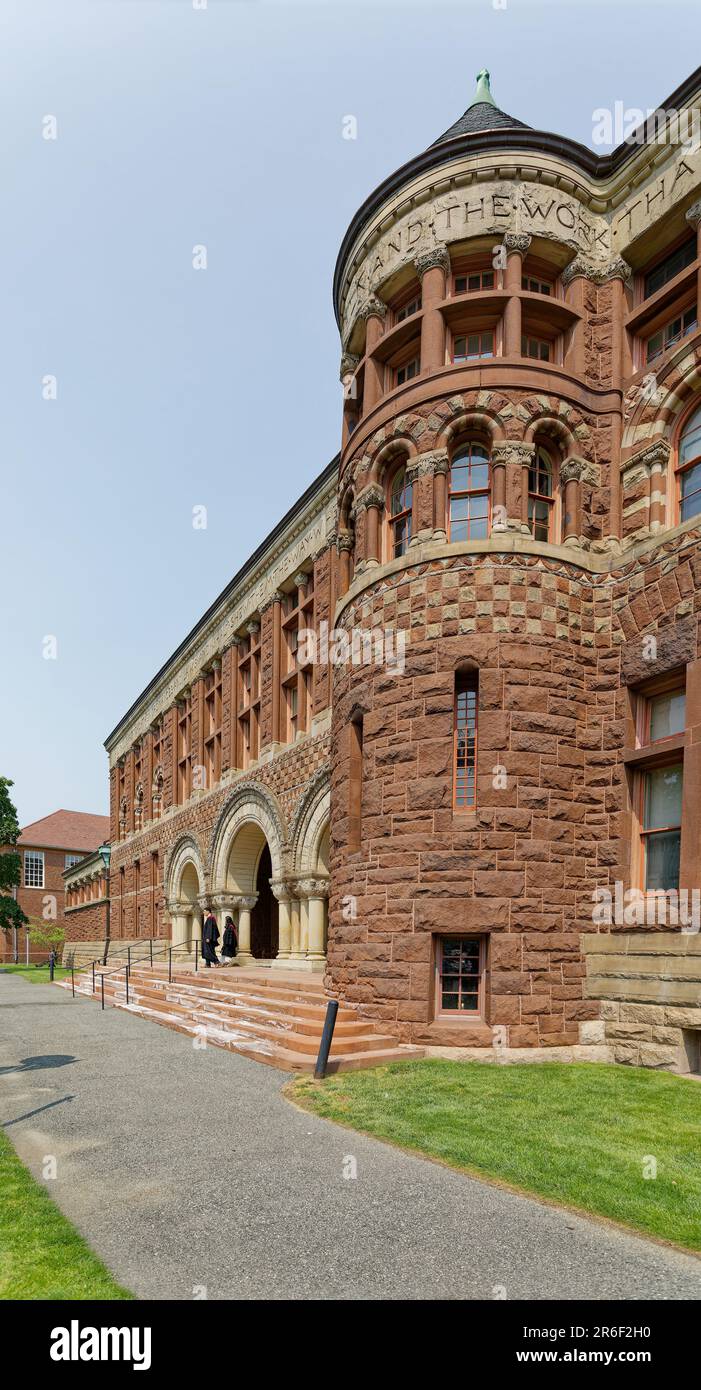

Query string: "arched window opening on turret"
[[448, 442, 490, 541], [527, 447, 555, 541], [387, 464, 413, 559], [677, 403, 701, 523]]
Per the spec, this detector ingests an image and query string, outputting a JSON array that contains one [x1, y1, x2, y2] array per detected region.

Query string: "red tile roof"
[[18, 810, 110, 852]]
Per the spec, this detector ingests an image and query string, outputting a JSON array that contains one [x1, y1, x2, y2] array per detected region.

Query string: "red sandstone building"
[[4, 810, 109, 961], [77, 68, 701, 1072]]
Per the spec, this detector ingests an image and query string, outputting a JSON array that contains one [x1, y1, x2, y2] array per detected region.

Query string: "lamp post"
[[98, 842, 111, 966]]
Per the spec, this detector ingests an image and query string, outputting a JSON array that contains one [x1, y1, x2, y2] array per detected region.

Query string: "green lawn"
[[0, 1132, 132, 1299], [0, 964, 70, 984], [292, 1060, 701, 1250]]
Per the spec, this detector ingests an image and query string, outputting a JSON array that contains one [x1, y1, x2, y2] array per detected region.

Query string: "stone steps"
[[58, 964, 423, 1073]]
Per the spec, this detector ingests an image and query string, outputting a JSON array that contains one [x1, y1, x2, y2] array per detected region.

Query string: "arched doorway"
[[251, 844, 278, 959]]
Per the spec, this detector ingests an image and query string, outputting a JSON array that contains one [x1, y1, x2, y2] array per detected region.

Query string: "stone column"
[[414, 244, 449, 374], [360, 295, 387, 414], [405, 452, 436, 548], [297, 878, 330, 970], [686, 201, 701, 327], [491, 441, 535, 533], [270, 881, 293, 967], [233, 895, 257, 966], [337, 533, 353, 595], [561, 256, 589, 375], [354, 484, 384, 566], [560, 457, 597, 545], [265, 590, 283, 747], [635, 441, 671, 533], [288, 893, 303, 961], [502, 234, 531, 357], [340, 350, 361, 447], [431, 450, 450, 541]]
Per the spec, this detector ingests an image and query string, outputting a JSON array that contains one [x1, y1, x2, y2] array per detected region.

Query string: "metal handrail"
[[66, 938, 204, 1008]]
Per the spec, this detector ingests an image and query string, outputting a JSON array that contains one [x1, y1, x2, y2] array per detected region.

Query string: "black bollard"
[[314, 1000, 339, 1079]]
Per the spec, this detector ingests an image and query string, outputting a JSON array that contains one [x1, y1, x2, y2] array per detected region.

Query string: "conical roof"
[[431, 68, 529, 146]]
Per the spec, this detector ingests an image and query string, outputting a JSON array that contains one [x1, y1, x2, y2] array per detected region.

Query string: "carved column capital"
[[491, 441, 536, 467], [336, 532, 354, 554], [406, 448, 449, 482], [359, 293, 387, 322], [296, 877, 330, 900], [563, 255, 631, 286], [340, 351, 360, 382], [685, 199, 701, 228], [232, 894, 258, 912], [503, 233, 532, 256], [414, 243, 450, 278], [560, 455, 599, 486], [628, 440, 671, 473], [354, 483, 385, 512]]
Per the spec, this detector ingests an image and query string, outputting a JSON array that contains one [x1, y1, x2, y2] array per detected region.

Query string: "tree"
[[0, 777, 28, 935]]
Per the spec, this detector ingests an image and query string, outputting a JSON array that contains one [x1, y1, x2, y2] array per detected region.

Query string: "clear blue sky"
[[1, 0, 699, 828]]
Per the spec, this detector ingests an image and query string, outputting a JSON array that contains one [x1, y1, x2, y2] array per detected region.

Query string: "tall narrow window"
[[633, 681, 686, 894], [677, 403, 701, 523], [454, 673, 478, 811], [348, 716, 364, 852], [641, 765, 683, 891], [24, 850, 44, 888], [177, 694, 192, 804], [388, 466, 412, 558], [449, 443, 489, 541], [528, 447, 554, 541]]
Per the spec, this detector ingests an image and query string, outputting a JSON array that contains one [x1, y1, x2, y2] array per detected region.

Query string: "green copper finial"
[[468, 68, 496, 109]]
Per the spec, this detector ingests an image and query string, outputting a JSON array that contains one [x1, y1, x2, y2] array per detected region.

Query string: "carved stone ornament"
[[406, 448, 450, 481], [340, 351, 360, 382], [414, 243, 450, 278], [491, 441, 536, 467], [627, 440, 671, 474], [354, 484, 385, 512], [336, 532, 354, 554], [560, 456, 599, 486], [503, 233, 532, 256], [562, 255, 631, 287], [359, 293, 387, 322], [685, 200, 701, 228]]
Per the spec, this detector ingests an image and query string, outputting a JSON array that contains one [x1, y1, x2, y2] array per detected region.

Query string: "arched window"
[[678, 405, 701, 523], [528, 447, 554, 541], [448, 442, 490, 541], [388, 465, 412, 558]]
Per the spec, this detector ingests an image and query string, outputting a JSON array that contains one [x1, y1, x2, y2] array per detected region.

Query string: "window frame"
[[448, 441, 491, 543], [386, 463, 413, 560], [527, 445, 555, 542], [644, 300, 698, 365], [630, 676, 686, 894], [641, 234, 697, 302], [675, 399, 701, 526], [452, 327, 496, 362], [24, 850, 45, 889], [453, 670, 479, 813], [435, 935, 486, 1018]]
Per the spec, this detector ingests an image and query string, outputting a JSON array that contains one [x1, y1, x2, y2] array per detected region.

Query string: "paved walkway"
[[1, 973, 699, 1301]]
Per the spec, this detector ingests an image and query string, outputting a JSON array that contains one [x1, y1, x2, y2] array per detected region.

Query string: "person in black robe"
[[201, 911, 220, 967], [221, 915, 238, 964]]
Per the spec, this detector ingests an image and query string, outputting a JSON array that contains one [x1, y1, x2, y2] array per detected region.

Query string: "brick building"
[[4, 810, 109, 961], [92, 68, 701, 1071]]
